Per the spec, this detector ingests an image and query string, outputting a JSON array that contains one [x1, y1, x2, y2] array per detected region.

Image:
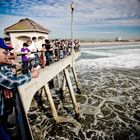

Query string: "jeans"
[[45, 51, 51, 65], [22, 61, 29, 74], [0, 124, 10, 140], [34, 54, 40, 67]]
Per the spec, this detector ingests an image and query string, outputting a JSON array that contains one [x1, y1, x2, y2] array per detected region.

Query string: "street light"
[[71, 1, 82, 96], [70, 1, 74, 53]]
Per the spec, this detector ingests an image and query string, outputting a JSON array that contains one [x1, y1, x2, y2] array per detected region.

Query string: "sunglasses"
[[0, 49, 9, 55], [4, 51, 9, 55]]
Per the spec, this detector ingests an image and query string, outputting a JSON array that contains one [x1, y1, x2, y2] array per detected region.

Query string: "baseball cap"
[[0, 38, 13, 50]]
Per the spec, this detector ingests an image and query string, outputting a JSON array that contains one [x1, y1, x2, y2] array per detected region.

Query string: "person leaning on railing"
[[31, 37, 40, 68], [40, 44, 46, 68], [0, 38, 39, 140], [74, 39, 80, 52], [44, 39, 52, 66], [21, 42, 31, 74]]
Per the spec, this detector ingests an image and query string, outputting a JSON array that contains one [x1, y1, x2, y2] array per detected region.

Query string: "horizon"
[[0, 0, 140, 40]]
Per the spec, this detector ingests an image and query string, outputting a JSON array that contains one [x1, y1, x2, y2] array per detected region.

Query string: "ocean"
[[29, 43, 140, 140]]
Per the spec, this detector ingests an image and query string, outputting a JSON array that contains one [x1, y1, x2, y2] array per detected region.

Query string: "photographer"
[[0, 38, 39, 140]]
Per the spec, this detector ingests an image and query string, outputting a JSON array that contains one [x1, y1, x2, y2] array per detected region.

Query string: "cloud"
[[74, 0, 140, 26], [0, 0, 140, 39], [0, 0, 140, 26]]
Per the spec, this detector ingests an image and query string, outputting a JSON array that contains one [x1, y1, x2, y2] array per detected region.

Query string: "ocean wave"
[[76, 53, 140, 70], [82, 51, 115, 57]]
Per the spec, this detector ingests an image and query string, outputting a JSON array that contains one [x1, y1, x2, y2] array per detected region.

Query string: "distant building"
[[115, 37, 121, 41], [4, 18, 51, 52]]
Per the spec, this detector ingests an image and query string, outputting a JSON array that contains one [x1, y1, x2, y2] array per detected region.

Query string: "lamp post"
[[71, 1, 74, 53], [70, 1, 81, 113]]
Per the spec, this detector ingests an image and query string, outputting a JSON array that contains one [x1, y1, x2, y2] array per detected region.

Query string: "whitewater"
[[77, 44, 140, 70], [29, 43, 140, 140]]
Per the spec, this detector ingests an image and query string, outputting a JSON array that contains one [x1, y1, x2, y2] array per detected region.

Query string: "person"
[[68, 40, 72, 55], [21, 42, 30, 74], [31, 37, 40, 67], [3, 37, 13, 49], [0, 38, 39, 140], [40, 44, 46, 68], [74, 39, 80, 51], [44, 39, 52, 66], [59, 40, 64, 59], [54, 39, 60, 61], [27, 39, 35, 68], [4, 36, 20, 70]]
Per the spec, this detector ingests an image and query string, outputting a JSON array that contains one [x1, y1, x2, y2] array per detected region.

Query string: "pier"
[[1, 3, 81, 139], [16, 50, 81, 139]]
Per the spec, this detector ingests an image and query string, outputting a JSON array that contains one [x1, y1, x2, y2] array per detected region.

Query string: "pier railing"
[[18, 51, 81, 113], [14, 46, 80, 74], [16, 49, 81, 139]]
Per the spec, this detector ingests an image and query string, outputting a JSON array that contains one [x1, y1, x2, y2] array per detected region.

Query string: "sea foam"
[[77, 44, 140, 70]]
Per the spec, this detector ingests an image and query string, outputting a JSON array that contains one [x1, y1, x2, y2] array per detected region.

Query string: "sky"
[[0, 0, 140, 40]]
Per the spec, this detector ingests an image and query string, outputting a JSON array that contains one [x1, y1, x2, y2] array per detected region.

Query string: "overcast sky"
[[0, 0, 140, 40]]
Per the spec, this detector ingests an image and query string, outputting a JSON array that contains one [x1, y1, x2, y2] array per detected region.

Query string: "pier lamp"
[[70, 1, 81, 95], [71, 1, 74, 53]]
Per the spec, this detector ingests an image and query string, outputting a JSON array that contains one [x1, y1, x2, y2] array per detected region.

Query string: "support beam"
[[62, 76, 66, 92], [71, 66, 81, 94], [59, 75, 66, 101], [44, 84, 59, 123], [56, 74, 61, 89], [64, 68, 79, 116]]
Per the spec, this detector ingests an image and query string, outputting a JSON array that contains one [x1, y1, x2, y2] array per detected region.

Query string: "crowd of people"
[[20, 37, 80, 74], [0, 36, 80, 140]]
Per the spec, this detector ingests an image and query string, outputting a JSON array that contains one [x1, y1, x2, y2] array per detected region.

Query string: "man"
[[0, 38, 39, 140], [27, 39, 35, 68], [32, 37, 40, 68]]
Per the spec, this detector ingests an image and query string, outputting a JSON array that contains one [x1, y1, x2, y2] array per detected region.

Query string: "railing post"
[[59, 75, 66, 101], [63, 68, 79, 116], [44, 84, 59, 123]]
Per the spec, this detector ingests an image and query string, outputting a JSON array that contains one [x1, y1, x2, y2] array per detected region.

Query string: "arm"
[[0, 70, 31, 89]]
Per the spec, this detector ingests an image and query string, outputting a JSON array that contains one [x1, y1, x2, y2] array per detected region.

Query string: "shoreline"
[[80, 41, 140, 46]]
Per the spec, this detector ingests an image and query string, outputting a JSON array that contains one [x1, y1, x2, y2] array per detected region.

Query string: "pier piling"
[[71, 66, 81, 94], [56, 74, 61, 89], [44, 84, 59, 123], [64, 68, 80, 116], [59, 75, 66, 101]]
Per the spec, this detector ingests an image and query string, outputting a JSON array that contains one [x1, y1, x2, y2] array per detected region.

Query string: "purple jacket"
[[21, 47, 30, 62]]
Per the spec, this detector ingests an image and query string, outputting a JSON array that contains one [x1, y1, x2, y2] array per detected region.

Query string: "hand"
[[5, 52, 16, 64], [11, 60, 21, 67], [31, 69, 39, 78], [12, 68, 17, 75]]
